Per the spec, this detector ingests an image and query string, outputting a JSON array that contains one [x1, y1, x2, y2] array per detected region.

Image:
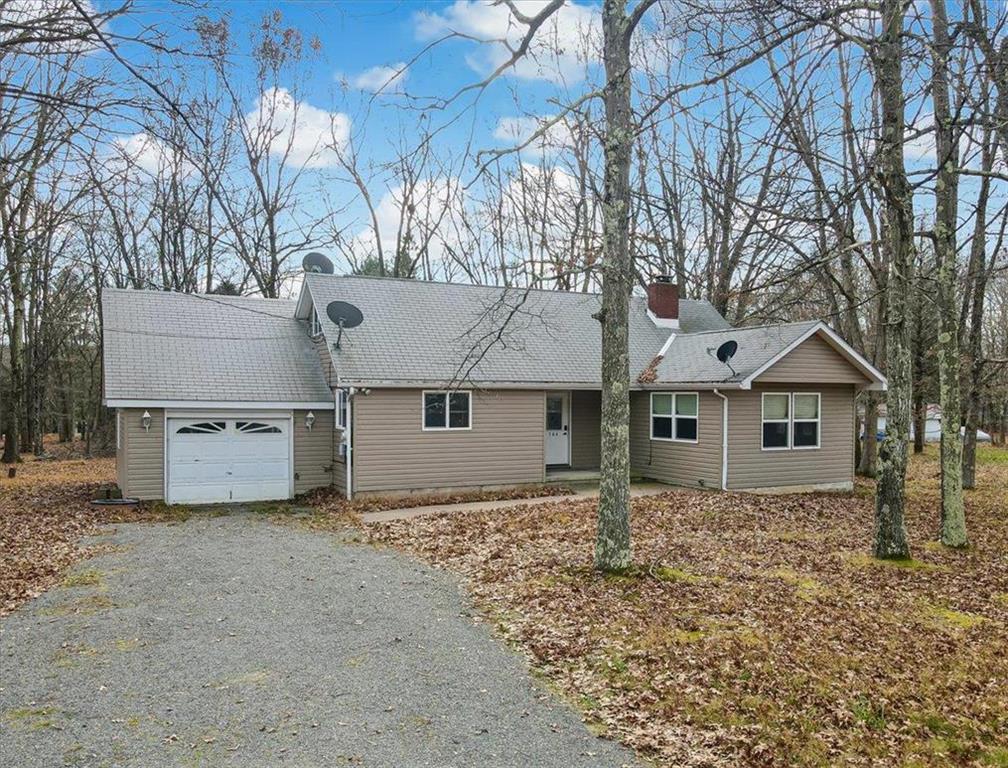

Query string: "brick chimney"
[[647, 276, 679, 327]]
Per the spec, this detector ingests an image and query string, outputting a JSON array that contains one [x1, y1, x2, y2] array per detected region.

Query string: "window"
[[309, 306, 323, 338], [792, 393, 820, 449], [423, 391, 471, 430], [650, 392, 698, 442], [236, 421, 282, 434], [337, 389, 348, 429], [762, 392, 821, 450], [176, 421, 226, 434], [762, 394, 790, 449]]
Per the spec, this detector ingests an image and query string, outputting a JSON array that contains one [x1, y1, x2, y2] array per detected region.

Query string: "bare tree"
[[872, 0, 913, 559]]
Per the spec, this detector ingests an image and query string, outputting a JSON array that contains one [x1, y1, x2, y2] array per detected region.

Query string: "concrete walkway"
[[361, 482, 670, 524]]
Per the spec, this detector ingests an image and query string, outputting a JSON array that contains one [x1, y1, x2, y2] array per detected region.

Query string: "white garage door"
[[167, 418, 291, 504]]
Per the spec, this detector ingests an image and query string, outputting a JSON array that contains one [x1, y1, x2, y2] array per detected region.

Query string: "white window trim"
[[336, 388, 348, 429], [421, 390, 473, 431], [791, 392, 821, 450], [309, 306, 323, 339], [761, 392, 792, 451], [649, 391, 699, 444]]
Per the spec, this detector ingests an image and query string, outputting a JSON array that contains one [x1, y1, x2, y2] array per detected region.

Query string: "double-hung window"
[[650, 392, 698, 442], [792, 393, 821, 448], [761, 392, 821, 450], [761, 393, 790, 449], [423, 391, 471, 430]]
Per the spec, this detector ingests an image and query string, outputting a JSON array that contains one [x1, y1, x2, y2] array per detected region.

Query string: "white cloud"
[[352, 176, 463, 264], [110, 132, 194, 179], [0, 0, 102, 53], [904, 115, 934, 164], [244, 87, 351, 170], [414, 0, 600, 84], [347, 62, 409, 92], [493, 115, 576, 158]]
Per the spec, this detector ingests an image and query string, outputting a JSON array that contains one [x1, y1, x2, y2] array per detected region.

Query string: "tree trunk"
[[2, 267, 24, 464], [873, 0, 912, 560], [930, 0, 967, 547], [858, 397, 879, 478], [595, 0, 634, 573], [961, 136, 994, 489], [912, 391, 926, 455]]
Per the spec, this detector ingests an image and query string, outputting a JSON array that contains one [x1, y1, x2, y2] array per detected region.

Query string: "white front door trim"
[[545, 392, 570, 465]]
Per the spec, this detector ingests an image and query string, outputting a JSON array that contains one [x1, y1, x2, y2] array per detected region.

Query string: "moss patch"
[[922, 604, 987, 631], [40, 593, 116, 616], [61, 568, 105, 588], [3, 706, 61, 731], [653, 566, 705, 585]]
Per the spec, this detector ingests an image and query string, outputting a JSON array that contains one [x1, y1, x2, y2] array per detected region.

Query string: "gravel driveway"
[[1, 511, 637, 767]]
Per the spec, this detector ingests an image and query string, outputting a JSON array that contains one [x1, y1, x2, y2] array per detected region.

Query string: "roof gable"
[[645, 321, 885, 390], [754, 333, 872, 385]]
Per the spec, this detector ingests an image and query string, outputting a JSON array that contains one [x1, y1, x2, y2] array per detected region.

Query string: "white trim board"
[[107, 399, 335, 410]]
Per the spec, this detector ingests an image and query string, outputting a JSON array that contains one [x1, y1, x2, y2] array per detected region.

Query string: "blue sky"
[[96, 0, 1005, 293]]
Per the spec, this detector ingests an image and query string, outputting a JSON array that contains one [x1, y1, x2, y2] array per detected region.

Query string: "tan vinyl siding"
[[121, 407, 164, 500], [726, 384, 855, 489], [629, 391, 724, 489], [293, 409, 342, 495], [352, 389, 545, 493], [755, 334, 871, 385], [570, 390, 601, 470]]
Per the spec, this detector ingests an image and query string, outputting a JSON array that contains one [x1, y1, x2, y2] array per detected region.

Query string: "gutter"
[[713, 388, 729, 490], [345, 386, 355, 500]]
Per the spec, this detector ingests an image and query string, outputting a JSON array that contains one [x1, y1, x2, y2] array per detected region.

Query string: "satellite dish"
[[707, 339, 739, 376], [716, 340, 738, 364], [326, 301, 363, 328], [302, 252, 334, 275], [325, 300, 363, 350]]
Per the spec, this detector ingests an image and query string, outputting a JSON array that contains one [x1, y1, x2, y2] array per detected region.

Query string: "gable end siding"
[[755, 334, 871, 385]]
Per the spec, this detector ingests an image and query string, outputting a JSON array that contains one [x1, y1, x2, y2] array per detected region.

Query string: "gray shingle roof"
[[304, 274, 731, 387], [102, 288, 331, 404], [649, 321, 820, 385]]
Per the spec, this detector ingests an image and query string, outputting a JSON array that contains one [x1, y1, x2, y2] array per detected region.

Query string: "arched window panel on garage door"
[[236, 421, 283, 434], [175, 421, 226, 434]]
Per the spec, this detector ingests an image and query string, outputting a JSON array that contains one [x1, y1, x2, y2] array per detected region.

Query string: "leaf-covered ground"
[[368, 447, 1008, 768], [302, 483, 573, 521], [0, 452, 118, 616]]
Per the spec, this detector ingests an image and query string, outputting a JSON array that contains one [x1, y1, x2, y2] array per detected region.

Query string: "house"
[[872, 404, 992, 443], [102, 275, 887, 504]]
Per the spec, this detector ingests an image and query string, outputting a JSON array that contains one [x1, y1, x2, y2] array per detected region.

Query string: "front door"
[[545, 393, 570, 465]]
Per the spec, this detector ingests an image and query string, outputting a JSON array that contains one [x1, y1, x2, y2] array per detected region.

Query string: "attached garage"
[[166, 417, 292, 504]]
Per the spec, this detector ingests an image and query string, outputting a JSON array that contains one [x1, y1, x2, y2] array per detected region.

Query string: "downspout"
[[713, 389, 728, 490], [345, 386, 355, 500]]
